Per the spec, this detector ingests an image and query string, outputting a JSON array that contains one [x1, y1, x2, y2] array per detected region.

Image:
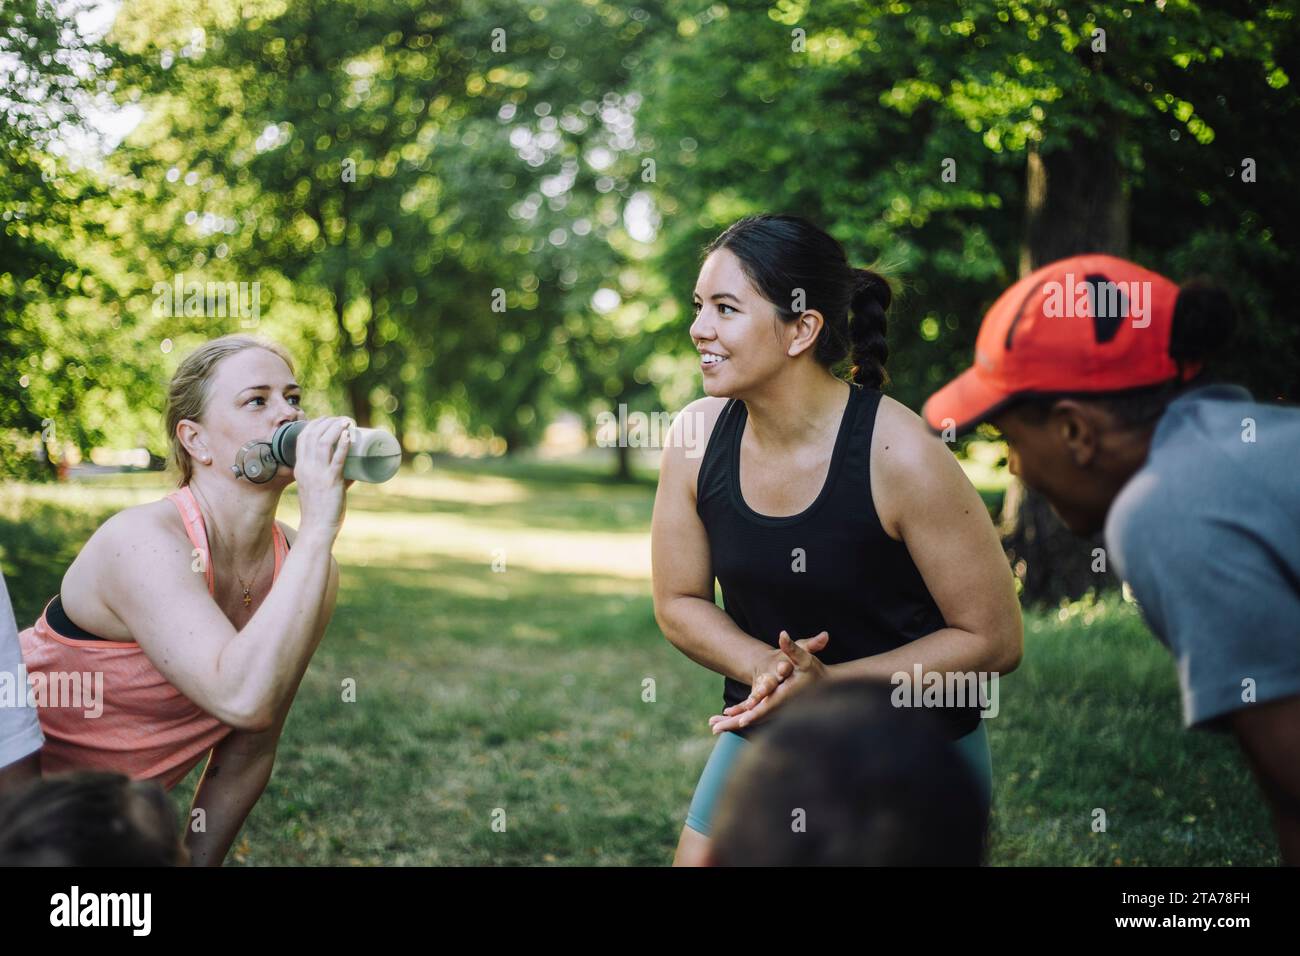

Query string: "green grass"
[[0, 459, 1279, 866]]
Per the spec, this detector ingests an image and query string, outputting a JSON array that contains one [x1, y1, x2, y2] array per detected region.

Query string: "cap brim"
[[921, 367, 1017, 437]]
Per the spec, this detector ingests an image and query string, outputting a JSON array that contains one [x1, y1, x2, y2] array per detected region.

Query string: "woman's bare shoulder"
[[61, 496, 193, 634], [95, 497, 188, 548], [67, 497, 194, 589], [669, 395, 730, 458], [661, 395, 731, 493], [871, 394, 933, 463], [870, 394, 968, 533]]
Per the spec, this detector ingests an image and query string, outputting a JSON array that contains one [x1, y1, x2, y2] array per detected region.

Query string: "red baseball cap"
[[922, 254, 1203, 435]]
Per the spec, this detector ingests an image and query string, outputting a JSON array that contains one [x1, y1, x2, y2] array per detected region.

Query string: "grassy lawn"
[[0, 458, 1279, 866]]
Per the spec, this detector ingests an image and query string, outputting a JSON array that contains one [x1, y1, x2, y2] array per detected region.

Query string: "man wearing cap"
[[923, 254, 1300, 863]]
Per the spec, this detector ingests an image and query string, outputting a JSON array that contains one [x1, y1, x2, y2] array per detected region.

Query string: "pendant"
[[242, 589, 252, 608]]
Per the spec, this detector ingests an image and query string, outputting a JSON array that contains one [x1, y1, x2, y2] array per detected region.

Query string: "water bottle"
[[231, 420, 402, 484], [272, 420, 402, 483]]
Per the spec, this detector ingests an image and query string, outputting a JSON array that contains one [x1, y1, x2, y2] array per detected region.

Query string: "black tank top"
[[696, 383, 979, 739]]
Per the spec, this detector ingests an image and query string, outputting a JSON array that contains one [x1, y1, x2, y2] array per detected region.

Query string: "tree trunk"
[[1002, 133, 1128, 605], [390, 375, 408, 459], [500, 426, 527, 454], [332, 278, 373, 429], [611, 383, 638, 481], [1020, 134, 1130, 267], [615, 440, 632, 482], [345, 377, 373, 429]]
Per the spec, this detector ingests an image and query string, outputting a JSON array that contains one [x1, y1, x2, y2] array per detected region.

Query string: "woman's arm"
[[100, 417, 352, 731], [651, 398, 778, 685], [183, 730, 278, 867], [185, 553, 340, 866], [833, 399, 1023, 682]]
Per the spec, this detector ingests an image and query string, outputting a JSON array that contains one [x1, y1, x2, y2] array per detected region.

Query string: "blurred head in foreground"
[[0, 771, 186, 866], [708, 679, 988, 866]]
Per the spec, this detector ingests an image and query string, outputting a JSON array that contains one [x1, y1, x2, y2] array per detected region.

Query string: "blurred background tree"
[[0, 0, 147, 478], [3, 0, 1296, 602], [634, 0, 1298, 602]]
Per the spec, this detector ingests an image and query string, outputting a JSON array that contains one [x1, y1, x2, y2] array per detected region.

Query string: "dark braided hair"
[[848, 267, 891, 389], [704, 214, 892, 388]]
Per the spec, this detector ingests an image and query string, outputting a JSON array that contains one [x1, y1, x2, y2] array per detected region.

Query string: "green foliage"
[[0, 0, 140, 476], [637, 0, 1299, 409], [2, 0, 1296, 478]]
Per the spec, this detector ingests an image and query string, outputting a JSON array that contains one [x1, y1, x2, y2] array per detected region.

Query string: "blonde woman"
[[19, 334, 353, 865]]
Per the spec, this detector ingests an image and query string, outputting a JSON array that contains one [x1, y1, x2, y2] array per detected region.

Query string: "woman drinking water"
[[19, 334, 353, 865]]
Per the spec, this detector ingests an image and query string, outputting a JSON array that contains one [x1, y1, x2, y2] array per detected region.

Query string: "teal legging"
[[684, 719, 993, 838]]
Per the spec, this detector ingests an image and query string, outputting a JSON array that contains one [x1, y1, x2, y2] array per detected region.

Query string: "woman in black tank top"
[[651, 215, 1023, 865]]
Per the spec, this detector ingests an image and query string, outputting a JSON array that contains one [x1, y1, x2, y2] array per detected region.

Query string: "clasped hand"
[[708, 630, 829, 735]]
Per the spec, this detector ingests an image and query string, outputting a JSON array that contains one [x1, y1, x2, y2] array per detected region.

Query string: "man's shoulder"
[[1104, 448, 1221, 590], [1157, 382, 1299, 462], [1143, 383, 1300, 525], [1106, 386, 1271, 551], [1105, 466, 1174, 558]]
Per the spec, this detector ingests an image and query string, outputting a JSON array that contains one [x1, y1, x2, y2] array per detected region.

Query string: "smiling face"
[[177, 347, 305, 486], [690, 247, 806, 397]]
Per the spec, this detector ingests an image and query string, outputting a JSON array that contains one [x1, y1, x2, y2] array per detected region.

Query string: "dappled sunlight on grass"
[[0, 458, 1280, 865], [334, 510, 651, 582], [383, 470, 531, 506]]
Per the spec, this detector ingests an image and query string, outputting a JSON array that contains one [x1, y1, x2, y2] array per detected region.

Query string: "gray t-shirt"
[[1105, 382, 1300, 730], [0, 570, 44, 767]]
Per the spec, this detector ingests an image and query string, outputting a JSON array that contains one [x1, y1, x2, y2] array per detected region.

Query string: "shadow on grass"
[[985, 604, 1278, 865], [0, 464, 1282, 866]]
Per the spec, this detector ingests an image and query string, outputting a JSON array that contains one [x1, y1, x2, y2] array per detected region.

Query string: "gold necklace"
[[192, 486, 272, 609], [233, 544, 271, 608]]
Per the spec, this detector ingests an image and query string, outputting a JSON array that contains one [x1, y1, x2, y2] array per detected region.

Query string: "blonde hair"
[[165, 334, 297, 487]]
